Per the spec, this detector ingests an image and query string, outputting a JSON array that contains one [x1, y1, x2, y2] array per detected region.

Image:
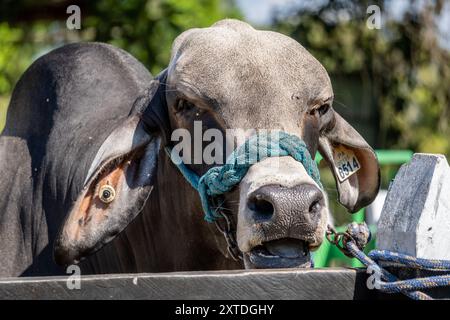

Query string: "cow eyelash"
[[317, 104, 330, 116], [175, 99, 196, 113]]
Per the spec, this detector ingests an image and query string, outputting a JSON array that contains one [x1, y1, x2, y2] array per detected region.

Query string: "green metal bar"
[[351, 208, 365, 267], [314, 149, 413, 268], [316, 149, 413, 165], [375, 149, 413, 165], [315, 153, 323, 163], [352, 208, 365, 223], [312, 238, 330, 268]]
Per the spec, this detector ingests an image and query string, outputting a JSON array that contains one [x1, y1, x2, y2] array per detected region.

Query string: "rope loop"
[[327, 222, 450, 300], [168, 131, 322, 222]]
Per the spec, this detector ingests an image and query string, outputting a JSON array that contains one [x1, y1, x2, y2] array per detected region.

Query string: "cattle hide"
[[0, 43, 152, 276]]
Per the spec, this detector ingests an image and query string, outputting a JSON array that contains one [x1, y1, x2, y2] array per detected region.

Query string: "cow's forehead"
[[168, 19, 333, 129]]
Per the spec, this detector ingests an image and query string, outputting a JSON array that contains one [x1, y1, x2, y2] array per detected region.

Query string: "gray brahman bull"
[[0, 19, 379, 276]]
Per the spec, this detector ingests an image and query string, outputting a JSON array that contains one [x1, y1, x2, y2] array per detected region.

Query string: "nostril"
[[309, 199, 322, 214], [247, 195, 274, 222]]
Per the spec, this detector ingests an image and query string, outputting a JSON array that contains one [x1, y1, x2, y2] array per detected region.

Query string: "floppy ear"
[[54, 76, 168, 265], [318, 112, 380, 213]]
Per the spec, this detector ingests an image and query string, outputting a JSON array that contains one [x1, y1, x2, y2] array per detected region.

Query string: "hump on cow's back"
[[2, 42, 152, 139], [211, 19, 255, 32]]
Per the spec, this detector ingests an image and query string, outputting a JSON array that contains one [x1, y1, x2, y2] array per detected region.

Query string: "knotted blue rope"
[[347, 242, 450, 300], [334, 223, 450, 300], [167, 131, 322, 222]]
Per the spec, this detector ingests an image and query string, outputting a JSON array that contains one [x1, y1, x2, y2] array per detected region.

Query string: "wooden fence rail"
[[0, 268, 379, 300]]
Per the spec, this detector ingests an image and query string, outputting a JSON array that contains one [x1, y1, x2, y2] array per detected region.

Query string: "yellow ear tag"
[[99, 184, 116, 203], [332, 145, 361, 182]]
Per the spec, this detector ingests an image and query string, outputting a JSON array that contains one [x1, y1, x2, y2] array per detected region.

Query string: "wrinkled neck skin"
[[80, 149, 242, 274]]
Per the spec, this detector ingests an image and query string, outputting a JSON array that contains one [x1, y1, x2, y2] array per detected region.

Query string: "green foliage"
[[0, 0, 241, 131], [274, 0, 450, 226], [274, 1, 450, 158], [0, 22, 39, 131], [86, 0, 241, 74]]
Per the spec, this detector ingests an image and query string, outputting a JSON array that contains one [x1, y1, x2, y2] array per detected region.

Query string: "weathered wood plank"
[[0, 268, 376, 300], [378, 153, 450, 259]]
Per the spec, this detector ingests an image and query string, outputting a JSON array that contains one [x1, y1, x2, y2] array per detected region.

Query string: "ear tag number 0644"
[[333, 145, 361, 182]]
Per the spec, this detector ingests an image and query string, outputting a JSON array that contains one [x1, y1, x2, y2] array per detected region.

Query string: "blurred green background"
[[1, 0, 449, 264]]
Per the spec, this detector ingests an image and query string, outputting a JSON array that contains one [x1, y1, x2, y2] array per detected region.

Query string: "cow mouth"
[[244, 238, 312, 269]]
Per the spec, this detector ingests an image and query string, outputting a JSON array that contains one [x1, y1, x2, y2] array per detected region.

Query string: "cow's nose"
[[247, 184, 323, 223]]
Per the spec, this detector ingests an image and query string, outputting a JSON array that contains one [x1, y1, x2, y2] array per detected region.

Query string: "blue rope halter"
[[166, 131, 322, 222]]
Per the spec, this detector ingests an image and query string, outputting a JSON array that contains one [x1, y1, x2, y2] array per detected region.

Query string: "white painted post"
[[377, 153, 450, 260]]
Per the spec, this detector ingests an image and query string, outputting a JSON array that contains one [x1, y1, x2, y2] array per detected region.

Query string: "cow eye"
[[175, 99, 195, 113], [99, 185, 116, 204], [317, 104, 330, 117]]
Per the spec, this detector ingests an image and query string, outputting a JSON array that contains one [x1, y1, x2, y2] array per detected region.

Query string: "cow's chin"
[[243, 238, 312, 269]]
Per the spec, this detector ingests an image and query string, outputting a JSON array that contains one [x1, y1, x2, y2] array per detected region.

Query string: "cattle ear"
[[54, 77, 167, 266], [318, 112, 380, 213], [140, 69, 170, 141]]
